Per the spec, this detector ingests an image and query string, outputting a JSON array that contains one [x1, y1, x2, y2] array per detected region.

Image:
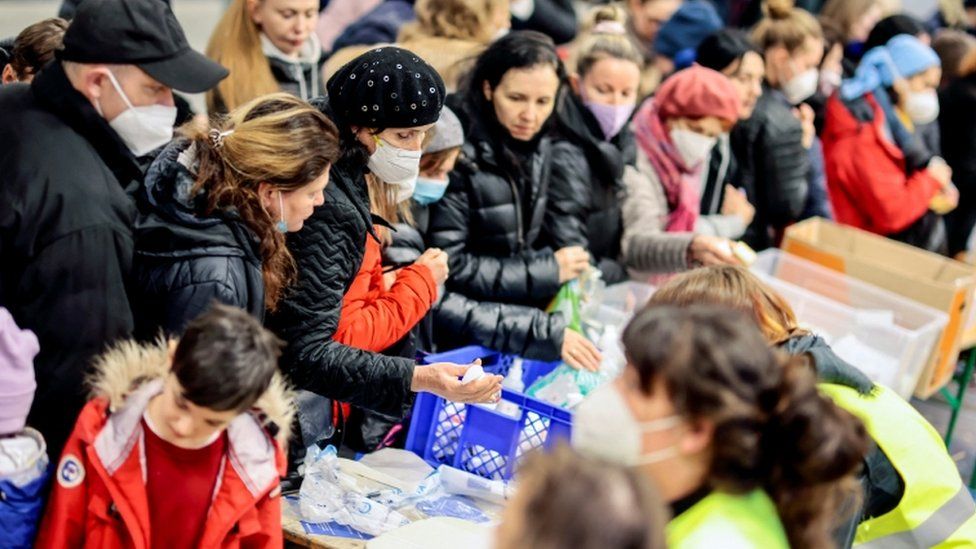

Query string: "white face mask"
[[905, 89, 940, 124], [572, 383, 683, 466], [819, 69, 842, 97], [391, 175, 418, 204], [781, 66, 820, 105], [367, 138, 422, 187], [670, 128, 717, 168], [98, 70, 176, 157]]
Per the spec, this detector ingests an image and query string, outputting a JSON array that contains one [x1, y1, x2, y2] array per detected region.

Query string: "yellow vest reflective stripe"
[[666, 489, 789, 549], [819, 383, 976, 548]]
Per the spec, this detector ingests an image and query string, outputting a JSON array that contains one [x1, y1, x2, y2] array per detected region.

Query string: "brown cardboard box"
[[782, 218, 976, 398]]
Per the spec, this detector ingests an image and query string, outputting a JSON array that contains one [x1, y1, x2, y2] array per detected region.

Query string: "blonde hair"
[[398, 0, 506, 44], [753, 0, 824, 53], [205, 0, 279, 113], [649, 265, 806, 344], [570, 4, 645, 77], [366, 173, 414, 244], [182, 93, 340, 309], [820, 0, 882, 42]]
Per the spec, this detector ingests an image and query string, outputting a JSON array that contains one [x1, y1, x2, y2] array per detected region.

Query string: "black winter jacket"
[[0, 64, 140, 455], [940, 73, 976, 256], [267, 157, 416, 419], [427, 117, 566, 360], [731, 87, 810, 250], [543, 92, 632, 284], [131, 140, 265, 338]]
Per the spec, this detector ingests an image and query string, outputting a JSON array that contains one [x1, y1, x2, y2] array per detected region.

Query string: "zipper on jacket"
[[505, 174, 526, 251]]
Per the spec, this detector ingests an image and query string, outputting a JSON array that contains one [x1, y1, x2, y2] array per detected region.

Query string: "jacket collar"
[[31, 62, 142, 187]]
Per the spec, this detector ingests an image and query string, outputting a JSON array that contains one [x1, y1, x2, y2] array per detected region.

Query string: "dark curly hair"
[[622, 305, 868, 549]]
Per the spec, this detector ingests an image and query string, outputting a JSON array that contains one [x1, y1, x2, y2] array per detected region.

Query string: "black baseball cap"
[[58, 0, 228, 93]]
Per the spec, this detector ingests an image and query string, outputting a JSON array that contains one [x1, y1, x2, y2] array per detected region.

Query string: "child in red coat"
[[36, 304, 294, 549]]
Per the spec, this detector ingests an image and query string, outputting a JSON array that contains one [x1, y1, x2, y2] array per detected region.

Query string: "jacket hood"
[[137, 139, 262, 264], [781, 334, 876, 395], [262, 33, 322, 100], [86, 338, 295, 447]]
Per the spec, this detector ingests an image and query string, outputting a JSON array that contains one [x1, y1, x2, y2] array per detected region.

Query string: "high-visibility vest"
[[820, 383, 976, 548], [667, 489, 790, 548]]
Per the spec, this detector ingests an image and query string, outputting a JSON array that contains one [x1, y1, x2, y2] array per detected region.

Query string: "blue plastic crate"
[[406, 346, 572, 481]]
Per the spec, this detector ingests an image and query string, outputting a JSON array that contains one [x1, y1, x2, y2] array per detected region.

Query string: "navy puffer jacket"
[[131, 139, 265, 338]]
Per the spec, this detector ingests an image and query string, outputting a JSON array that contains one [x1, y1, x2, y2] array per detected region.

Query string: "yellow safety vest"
[[820, 383, 976, 548], [667, 489, 790, 548]]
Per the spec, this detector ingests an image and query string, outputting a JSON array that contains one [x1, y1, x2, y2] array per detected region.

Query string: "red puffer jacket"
[[334, 229, 437, 352], [822, 92, 942, 235]]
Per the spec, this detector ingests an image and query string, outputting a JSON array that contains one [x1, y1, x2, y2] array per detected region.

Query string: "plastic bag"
[[547, 267, 605, 332], [299, 445, 410, 536]]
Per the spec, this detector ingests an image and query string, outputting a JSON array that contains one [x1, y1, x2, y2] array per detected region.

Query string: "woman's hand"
[[720, 185, 755, 226], [412, 361, 504, 403], [793, 103, 816, 150], [688, 235, 740, 267], [562, 329, 602, 372], [415, 248, 450, 285], [555, 246, 590, 283]]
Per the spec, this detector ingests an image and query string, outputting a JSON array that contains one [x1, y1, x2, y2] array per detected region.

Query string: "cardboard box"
[[782, 218, 976, 398]]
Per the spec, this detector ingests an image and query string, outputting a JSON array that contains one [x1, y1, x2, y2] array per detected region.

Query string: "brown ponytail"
[[758, 358, 868, 548], [623, 305, 868, 549], [180, 93, 340, 310]]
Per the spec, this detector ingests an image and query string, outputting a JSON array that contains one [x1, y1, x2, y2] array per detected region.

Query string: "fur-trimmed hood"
[[86, 338, 295, 447]]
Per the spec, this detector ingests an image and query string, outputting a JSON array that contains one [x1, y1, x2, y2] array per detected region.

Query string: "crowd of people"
[[3, 0, 976, 547]]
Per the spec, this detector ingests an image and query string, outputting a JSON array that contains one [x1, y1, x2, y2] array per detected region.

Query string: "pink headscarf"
[[633, 65, 741, 232]]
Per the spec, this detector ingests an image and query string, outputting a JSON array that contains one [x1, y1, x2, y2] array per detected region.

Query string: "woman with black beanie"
[[268, 47, 503, 455]]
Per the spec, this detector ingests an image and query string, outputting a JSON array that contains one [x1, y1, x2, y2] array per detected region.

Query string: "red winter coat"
[[334, 230, 437, 352], [35, 340, 292, 549], [822, 92, 942, 235]]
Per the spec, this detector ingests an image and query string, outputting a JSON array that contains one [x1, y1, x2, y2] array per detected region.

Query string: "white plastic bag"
[[298, 445, 410, 536]]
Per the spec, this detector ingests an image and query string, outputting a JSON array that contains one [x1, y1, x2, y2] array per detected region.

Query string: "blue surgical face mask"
[[412, 176, 449, 206]]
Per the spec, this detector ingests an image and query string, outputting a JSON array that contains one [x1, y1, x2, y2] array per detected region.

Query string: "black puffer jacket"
[[131, 140, 265, 338], [731, 87, 810, 250], [543, 92, 633, 284], [427, 117, 566, 360], [267, 156, 416, 419]]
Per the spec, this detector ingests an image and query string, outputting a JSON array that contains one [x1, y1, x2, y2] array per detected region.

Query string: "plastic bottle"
[[503, 358, 525, 392]]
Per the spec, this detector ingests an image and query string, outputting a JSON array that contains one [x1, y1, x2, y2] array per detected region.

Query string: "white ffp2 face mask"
[[572, 383, 683, 466], [100, 70, 176, 157], [905, 89, 940, 125], [781, 66, 820, 105], [367, 138, 422, 187], [670, 128, 717, 168]]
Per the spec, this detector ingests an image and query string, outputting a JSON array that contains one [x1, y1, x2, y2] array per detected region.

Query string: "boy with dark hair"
[[36, 304, 294, 549]]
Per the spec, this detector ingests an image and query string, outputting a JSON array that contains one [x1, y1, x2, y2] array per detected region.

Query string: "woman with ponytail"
[[650, 265, 976, 548], [733, 0, 823, 250], [541, 5, 642, 285], [573, 304, 869, 549], [131, 93, 339, 338]]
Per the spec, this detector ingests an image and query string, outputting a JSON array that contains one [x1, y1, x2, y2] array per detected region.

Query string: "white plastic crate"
[[752, 250, 948, 398]]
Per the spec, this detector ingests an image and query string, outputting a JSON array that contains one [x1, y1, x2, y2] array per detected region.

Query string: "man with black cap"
[[0, 0, 227, 456]]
